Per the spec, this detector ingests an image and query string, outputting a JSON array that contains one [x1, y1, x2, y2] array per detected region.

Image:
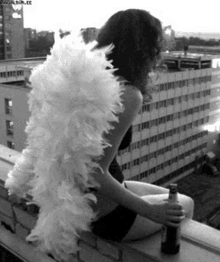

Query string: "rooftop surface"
[[177, 151, 220, 227], [163, 51, 220, 60], [0, 58, 45, 71], [17, 61, 44, 70]]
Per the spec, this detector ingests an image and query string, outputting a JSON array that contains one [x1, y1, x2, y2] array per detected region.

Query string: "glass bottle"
[[161, 184, 181, 254]]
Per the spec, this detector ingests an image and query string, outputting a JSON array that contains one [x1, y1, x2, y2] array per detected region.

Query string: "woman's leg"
[[122, 181, 194, 242], [124, 180, 169, 196], [125, 181, 194, 218]]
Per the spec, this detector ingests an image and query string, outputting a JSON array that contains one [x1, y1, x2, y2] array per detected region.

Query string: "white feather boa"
[[5, 33, 125, 261]]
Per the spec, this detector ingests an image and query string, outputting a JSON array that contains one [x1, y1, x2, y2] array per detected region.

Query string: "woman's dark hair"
[[93, 9, 163, 96]]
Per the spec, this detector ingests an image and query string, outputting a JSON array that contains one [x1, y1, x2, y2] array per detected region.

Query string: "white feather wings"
[[5, 33, 125, 261]]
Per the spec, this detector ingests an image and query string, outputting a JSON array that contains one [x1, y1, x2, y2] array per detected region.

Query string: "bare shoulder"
[[121, 84, 143, 113]]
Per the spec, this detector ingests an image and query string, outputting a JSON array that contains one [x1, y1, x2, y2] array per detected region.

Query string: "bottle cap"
[[169, 184, 177, 194]]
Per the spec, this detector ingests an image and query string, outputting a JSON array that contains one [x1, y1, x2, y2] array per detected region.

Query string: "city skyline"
[[23, 0, 220, 33]]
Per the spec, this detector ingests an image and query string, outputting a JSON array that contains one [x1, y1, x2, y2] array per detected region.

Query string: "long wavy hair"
[[93, 9, 163, 96]]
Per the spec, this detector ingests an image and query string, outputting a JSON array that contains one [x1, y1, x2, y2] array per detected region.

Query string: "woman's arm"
[[92, 167, 152, 217]]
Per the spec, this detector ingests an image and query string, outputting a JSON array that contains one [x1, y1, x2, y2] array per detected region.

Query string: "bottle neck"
[[168, 192, 178, 203]]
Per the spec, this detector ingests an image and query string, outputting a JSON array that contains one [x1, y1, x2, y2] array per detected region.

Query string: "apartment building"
[[116, 52, 220, 185], [188, 46, 220, 55], [0, 3, 25, 60], [0, 53, 220, 185], [24, 28, 38, 49], [0, 58, 45, 152]]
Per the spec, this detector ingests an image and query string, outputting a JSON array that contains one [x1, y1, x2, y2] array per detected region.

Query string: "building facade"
[[188, 46, 220, 55], [0, 54, 220, 185], [0, 58, 45, 152], [116, 52, 220, 185], [0, 3, 25, 60], [24, 28, 37, 49]]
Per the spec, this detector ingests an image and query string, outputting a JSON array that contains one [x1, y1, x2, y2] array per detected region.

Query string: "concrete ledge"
[[0, 144, 21, 166], [0, 225, 54, 262], [1, 144, 220, 262], [122, 218, 220, 262], [181, 219, 220, 255]]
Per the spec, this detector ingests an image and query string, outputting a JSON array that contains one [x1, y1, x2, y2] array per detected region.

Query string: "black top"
[[108, 126, 132, 183]]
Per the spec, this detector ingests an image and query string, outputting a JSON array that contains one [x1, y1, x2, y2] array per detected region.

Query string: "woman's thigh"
[[125, 180, 169, 197], [122, 193, 194, 242]]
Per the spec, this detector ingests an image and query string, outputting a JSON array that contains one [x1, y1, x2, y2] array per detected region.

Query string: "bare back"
[[93, 82, 143, 217]]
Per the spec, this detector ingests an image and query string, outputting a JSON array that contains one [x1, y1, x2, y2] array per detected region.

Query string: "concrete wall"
[[0, 84, 30, 152], [1, 146, 220, 262]]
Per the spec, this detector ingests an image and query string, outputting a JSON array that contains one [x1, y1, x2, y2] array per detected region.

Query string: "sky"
[[23, 0, 220, 33]]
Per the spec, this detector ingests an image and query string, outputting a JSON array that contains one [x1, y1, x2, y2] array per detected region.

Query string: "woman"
[[90, 9, 194, 242]]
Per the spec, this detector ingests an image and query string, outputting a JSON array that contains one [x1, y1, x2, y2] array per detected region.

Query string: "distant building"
[[80, 27, 99, 43], [0, 3, 25, 60], [117, 52, 220, 186], [24, 28, 37, 49], [0, 57, 45, 152], [188, 46, 220, 55], [37, 30, 54, 43]]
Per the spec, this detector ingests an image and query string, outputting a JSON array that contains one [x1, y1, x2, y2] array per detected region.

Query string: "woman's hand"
[[147, 199, 186, 227]]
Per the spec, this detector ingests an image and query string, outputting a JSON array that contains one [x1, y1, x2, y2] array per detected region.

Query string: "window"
[[0, 72, 6, 77], [168, 82, 173, 90], [6, 46, 11, 51], [5, 23, 11, 29], [160, 83, 165, 91], [5, 98, 12, 115], [17, 70, 24, 76], [159, 101, 164, 108], [133, 158, 140, 166], [7, 141, 15, 149], [6, 120, 13, 137]]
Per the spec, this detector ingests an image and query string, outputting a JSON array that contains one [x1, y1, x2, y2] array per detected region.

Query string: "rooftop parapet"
[[0, 144, 220, 262]]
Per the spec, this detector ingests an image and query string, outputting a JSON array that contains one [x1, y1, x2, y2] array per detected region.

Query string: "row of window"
[[130, 143, 206, 182], [141, 130, 208, 163], [0, 70, 24, 78], [158, 76, 212, 91], [6, 120, 13, 137], [153, 151, 207, 185], [7, 141, 15, 149], [5, 98, 13, 115], [142, 89, 211, 112], [134, 104, 210, 133], [121, 131, 207, 171], [119, 117, 209, 156]]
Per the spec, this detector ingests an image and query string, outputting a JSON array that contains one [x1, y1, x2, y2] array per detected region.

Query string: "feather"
[[5, 32, 125, 261]]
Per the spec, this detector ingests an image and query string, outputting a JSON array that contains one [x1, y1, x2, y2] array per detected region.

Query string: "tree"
[[59, 29, 71, 39], [27, 35, 54, 57]]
